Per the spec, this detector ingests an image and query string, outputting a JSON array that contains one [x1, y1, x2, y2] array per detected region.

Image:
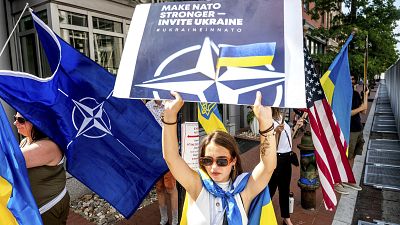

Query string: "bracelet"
[[161, 116, 177, 125], [260, 131, 276, 138], [259, 124, 274, 135]]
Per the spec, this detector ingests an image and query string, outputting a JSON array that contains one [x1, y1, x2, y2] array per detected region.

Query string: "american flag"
[[304, 47, 356, 210]]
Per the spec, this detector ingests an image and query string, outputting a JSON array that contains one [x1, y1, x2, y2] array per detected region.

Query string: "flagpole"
[[0, 3, 29, 57], [363, 34, 368, 93], [291, 112, 308, 139]]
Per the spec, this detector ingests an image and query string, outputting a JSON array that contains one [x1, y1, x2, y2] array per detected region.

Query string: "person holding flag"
[[341, 75, 369, 191], [14, 112, 69, 224], [162, 91, 277, 225], [269, 108, 303, 225]]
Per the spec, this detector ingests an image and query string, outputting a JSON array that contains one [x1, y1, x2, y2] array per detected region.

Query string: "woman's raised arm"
[[242, 91, 277, 206], [162, 91, 202, 199]]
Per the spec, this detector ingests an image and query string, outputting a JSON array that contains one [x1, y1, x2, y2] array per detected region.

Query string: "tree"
[[304, 0, 400, 80]]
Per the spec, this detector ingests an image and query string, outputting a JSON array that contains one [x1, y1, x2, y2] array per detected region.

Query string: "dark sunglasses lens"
[[216, 158, 229, 167], [200, 157, 213, 166], [14, 116, 26, 123]]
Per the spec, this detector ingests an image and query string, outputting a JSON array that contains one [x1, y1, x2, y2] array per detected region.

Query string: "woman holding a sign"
[[162, 91, 276, 225]]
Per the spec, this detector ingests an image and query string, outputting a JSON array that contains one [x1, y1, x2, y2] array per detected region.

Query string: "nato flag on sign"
[[0, 10, 167, 218]]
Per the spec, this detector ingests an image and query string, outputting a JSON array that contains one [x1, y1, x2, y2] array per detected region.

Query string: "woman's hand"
[[274, 124, 284, 134], [252, 91, 273, 129], [297, 118, 304, 128], [163, 91, 184, 122]]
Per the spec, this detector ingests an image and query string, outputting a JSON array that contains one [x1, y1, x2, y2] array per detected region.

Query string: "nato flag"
[[0, 11, 167, 218]]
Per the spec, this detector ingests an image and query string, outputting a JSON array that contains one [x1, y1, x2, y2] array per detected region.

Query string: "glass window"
[[60, 29, 90, 56], [39, 42, 52, 78], [20, 34, 39, 74], [93, 17, 122, 33], [59, 10, 88, 27], [93, 34, 123, 75], [19, 10, 48, 32]]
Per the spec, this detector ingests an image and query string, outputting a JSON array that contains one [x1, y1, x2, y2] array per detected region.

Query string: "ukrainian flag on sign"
[[0, 104, 43, 225], [320, 34, 353, 145], [198, 103, 227, 134], [217, 42, 276, 68]]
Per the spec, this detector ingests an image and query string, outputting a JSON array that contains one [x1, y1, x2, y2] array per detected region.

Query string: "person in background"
[[14, 112, 69, 224], [162, 91, 276, 225], [334, 75, 369, 194], [146, 99, 179, 225], [269, 108, 303, 225]]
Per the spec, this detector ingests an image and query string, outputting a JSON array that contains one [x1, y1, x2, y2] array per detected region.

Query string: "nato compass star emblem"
[[136, 37, 286, 106], [71, 97, 111, 139], [58, 89, 140, 160]]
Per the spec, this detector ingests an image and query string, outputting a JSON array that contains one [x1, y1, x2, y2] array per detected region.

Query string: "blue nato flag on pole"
[[0, 103, 43, 225], [0, 11, 167, 218], [320, 34, 353, 145]]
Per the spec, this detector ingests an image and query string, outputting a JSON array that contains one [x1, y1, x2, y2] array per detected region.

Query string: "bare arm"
[[241, 91, 277, 207], [162, 91, 202, 199], [22, 139, 63, 168], [351, 89, 369, 115]]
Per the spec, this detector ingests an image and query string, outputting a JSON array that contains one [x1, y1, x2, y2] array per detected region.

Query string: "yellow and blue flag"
[[0, 104, 43, 225], [198, 103, 227, 134], [248, 186, 277, 225], [217, 42, 276, 68], [320, 34, 354, 145]]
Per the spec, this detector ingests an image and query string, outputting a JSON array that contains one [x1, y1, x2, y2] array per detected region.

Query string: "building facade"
[[0, 0, 249, 136]]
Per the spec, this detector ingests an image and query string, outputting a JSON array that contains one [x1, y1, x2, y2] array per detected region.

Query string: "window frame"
[[16, 5, 51, 78]]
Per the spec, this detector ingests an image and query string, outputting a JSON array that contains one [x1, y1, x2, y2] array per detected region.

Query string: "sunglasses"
[[14, 116, 26, 124], [199, 156, 232, 167]]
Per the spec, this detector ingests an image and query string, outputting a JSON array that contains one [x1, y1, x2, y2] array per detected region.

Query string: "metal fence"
[[384, 60, 400, 139]]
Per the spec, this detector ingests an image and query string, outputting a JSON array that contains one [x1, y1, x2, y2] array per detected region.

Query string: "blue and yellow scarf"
[[180, 170, 277, 225]]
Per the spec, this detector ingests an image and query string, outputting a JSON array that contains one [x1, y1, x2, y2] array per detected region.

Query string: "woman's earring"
[[232, 165, 235, 171]]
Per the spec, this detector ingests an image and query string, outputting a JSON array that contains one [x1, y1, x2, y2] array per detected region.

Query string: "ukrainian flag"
[[217, 42, 276, 68], [320, 34, 354, 145], [0, 104, 43, 225], [197, 103, 227, 134], [248, 187, 277, 225]]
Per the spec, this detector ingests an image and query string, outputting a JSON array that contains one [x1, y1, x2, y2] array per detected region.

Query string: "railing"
[[384, 60, 400, 138]]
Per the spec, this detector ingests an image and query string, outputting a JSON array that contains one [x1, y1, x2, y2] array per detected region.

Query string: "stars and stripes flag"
[[304, 47, 356, 210]]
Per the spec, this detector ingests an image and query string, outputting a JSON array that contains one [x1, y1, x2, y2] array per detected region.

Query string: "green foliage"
[[247, 110, 254, 125], [305, 0, 400, 80]]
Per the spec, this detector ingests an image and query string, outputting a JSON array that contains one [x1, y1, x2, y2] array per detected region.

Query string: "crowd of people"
[[11, 76, 369, 225]]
